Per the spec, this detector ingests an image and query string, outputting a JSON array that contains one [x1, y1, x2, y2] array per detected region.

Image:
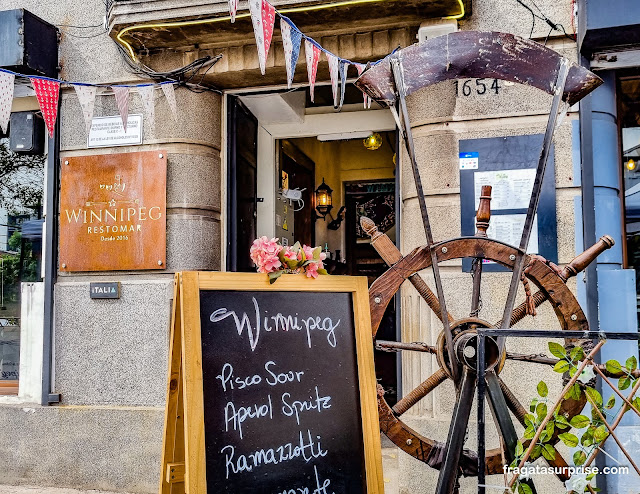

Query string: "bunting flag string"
[[249, 0, 276, 76], [161, 83, 178, 121], [281, 18, 302, 89], [304, 40, 321, 103], [74, 85, 97, 135], [30, 77, 60, 138], [0, 71, 15, 134], [112, 86, 130, 132], [138, 85, 156, 130], [327, 53, 339, 107]]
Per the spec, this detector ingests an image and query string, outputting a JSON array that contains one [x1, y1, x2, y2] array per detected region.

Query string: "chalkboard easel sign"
[[160, 272, 383, 494]]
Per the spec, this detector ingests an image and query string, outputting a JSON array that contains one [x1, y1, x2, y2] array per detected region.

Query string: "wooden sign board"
[[161, 272, 383, 494], [59, 151, 166, 272]]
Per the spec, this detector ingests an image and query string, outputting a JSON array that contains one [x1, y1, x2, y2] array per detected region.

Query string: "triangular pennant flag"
[[112, 86, 130, 132], [355, 64, 372, 109], [161, 83, 178, 122], [30, 77, 60, 138], [327, 53, 339, 108], [249, 0, 276, 75], [305, 40, 320, 103], [337, 60, 348, 110], [138, 85, 156, 130], [281, 19, 302, 89], [228, 0, 239, 22], [73, 85, 97, 135], [0, 72, 15, 134]]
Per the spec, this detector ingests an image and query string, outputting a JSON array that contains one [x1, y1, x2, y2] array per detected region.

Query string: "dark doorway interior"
[[227, 97, 258, 272], [345, 180, 398, 405], [280, 140, 315, 247]]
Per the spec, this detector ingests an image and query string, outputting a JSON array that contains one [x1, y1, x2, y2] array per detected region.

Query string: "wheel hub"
[[436, 318, 503, 378]]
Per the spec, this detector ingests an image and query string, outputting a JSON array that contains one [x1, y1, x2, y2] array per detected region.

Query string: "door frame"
[[222, 85, 398, 269]]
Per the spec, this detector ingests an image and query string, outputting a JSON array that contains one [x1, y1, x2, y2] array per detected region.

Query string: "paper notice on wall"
[[479, 214, 539, 254], [459, 152, 479, 170], [474, 169, 536, 210]]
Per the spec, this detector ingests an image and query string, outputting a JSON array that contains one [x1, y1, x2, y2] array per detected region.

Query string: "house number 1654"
[[455, 78, 501, 96]]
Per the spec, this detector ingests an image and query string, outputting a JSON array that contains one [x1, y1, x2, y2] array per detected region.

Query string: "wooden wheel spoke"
[[435, 369, 476, 494], [393, 368, 448, 416]]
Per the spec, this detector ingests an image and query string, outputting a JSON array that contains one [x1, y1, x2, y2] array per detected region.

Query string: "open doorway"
[[226, 85, 401, 403]]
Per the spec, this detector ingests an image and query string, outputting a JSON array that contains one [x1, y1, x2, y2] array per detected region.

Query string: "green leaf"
[[317, 268, 328, 276], [581, 427, 594, 447], [524, 413, 536, 428], [531, 444, 542, 460], [515, 441, 524, 457], [568, 383, 582, 400], [585, 386, 603, 407], [594, 424, 608, 442], [570, 346, 585, 362], [523, 426, 535, 439], [540, 422, 555, 442], [529, 398, 539, 412], [268, 270, 283, 284], [555, 415, 570, 429], [606, 359, 623, 374], [536, 402, 548, 419], [312, 246, 321, 261], [541, 444, 556, 461], [537, 381, 548, 398], [569, 365, 578, 377], [554, 360, 571, 373], [633, 396, 640, 412], [573, 450, 587, 466], [548, 342, 567, 359], [619, 376, 631, 390], [569, 414, 590, 429], [519, 484, 533, 494], [605, 395, 616, 410], [558, 432, 579, 448], [626, 356, 638, 372]]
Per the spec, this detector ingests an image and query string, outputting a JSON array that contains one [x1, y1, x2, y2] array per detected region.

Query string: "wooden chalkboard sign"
[[160, 272, 383, 494]]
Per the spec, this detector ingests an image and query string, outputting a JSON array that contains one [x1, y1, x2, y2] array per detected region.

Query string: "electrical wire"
[[514, 0, 576, 41]]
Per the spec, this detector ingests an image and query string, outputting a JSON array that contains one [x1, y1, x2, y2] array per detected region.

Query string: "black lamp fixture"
[[315, 178, 333, 219]]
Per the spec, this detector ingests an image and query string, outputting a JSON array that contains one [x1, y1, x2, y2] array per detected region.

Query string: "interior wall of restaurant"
[[291, 136, 395, 255]]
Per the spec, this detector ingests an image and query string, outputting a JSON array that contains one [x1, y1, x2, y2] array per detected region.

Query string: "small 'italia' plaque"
[[90, 282, 121, 299]]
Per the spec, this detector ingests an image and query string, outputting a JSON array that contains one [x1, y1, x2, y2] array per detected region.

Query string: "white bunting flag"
[[304, 40, 321, 103], [0, 72, 15, 134], [74, 85, 97, 135], [161, 83, 178, 121], [355, 64, 372, 109], [337, 60, 348, 110], [249, 0, 276, 75], [138, 85, 156, 130], [228, 0, 239, 22], [281, 19, 302, 89], [327, 53, 339, 108], [112, 86, 130, 132]]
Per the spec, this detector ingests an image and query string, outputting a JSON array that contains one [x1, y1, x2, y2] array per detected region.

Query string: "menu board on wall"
[[459, 135, 557, 272], [59, 151, 166, 272]]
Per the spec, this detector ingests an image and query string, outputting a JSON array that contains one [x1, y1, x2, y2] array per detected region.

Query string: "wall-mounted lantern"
[[315, 178, 333, 219]]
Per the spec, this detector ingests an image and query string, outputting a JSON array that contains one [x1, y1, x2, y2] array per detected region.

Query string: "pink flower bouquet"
[[249, 237, 328, 283]]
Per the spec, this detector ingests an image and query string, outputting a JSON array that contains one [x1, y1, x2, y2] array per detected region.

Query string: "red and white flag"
[[30, 77, 60, 138], [249, 0, 276, 75], [73, 85, 97, 135], [305, 40, 320, 103], [0, 72, 15, 134], [112, 86, 130, 132], [228, 0, 239, 22], [327, 53, 339, 107], [355, 64, 372, 109], [161, 83, 178, 121], [138, 85, 156, 130]]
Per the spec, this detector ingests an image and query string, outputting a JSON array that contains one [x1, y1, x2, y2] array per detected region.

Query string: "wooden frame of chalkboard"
[[160, 271, 384, 494]]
